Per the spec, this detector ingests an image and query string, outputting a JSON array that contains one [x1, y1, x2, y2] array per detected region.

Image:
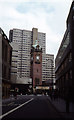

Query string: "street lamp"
[[28, 78, 32, 94]]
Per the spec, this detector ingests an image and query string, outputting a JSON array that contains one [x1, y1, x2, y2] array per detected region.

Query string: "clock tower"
[[30, 43, 42, 89]]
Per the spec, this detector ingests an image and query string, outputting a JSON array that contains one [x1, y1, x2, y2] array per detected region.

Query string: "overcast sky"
[[0, 0, 72, 58]]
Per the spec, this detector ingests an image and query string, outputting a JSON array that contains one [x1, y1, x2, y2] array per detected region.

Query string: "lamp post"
[[28, 78, 32, 94]]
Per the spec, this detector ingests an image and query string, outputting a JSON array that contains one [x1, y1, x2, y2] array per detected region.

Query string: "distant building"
[[9, 28, 55, 94], [0, 28, 12, 98], [55, 1, 73, 101], [10, 42, 18, 83], [42, 54, 55, 89], [9, 28, 46, 83]]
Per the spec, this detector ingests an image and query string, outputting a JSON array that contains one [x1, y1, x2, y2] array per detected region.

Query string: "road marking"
[[0, 98, 34, 119], [8, 102, 14, 106]]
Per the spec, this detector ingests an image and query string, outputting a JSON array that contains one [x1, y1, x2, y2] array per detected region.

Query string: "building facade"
[[55, 2, 73, 101], [42, 54, 55, 88], [9, 28, 46, 83], [10, 29, 31, 81], [0, 28, 12, 98], [9, 28, 55, 94], [67, 1, 74, 101], [10, 42, 18, 84]]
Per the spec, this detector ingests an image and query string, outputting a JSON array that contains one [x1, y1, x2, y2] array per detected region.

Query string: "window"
[[66, 73, 68, 80], [8, 68, 11, 80], [2, 41, 4, 60], [69, 52, 72, 62], [4, 65, 6, 78], [10, 50, 12, 65], [35, 78, 39, 85], [5, 45, 7, 61], [70, 70, 72, 79]]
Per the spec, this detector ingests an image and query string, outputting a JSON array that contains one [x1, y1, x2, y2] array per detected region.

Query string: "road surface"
[[1, 95, 63, 120]]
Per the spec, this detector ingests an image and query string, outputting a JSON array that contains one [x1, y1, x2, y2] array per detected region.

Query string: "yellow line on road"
[[8, 102, 14, 106]]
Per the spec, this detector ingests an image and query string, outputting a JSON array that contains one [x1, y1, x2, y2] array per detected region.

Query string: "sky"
[[0, 0, 72, 58]]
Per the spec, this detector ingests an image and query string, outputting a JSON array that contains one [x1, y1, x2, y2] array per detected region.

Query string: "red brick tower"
[[30, 44, 42, 89]]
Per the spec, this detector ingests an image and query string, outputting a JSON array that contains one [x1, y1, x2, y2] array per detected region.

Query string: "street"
[[1, 95, 63, 120]]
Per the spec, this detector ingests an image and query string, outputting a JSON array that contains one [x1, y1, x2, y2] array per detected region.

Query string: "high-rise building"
[[43, 54, 55, 88], [10, 29, 32, 84], [9, 28, 46, 84], [9, 28, 55, 94]]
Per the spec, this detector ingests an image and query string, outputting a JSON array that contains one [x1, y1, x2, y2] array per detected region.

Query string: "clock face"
[[36, 55, 39, 60]]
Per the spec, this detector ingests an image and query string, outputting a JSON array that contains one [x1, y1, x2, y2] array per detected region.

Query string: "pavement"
[[2, 96, 15, 104], [48, 96, 74, 119]]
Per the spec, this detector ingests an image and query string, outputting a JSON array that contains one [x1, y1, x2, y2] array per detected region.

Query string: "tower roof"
[[32, 39, 42, 50]]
